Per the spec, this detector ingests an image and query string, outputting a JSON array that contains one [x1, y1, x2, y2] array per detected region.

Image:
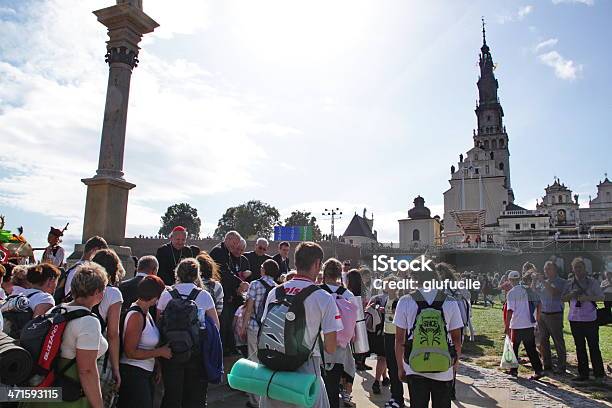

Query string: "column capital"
[[105, 46, 139, 68]]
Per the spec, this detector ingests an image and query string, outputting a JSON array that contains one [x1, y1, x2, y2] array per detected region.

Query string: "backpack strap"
[[292, 285, 321, 304], [26, 290, 41, 299], [408, 290, 447, 339], [169, 288, 181, 299], [187, 287, 201, 302], [319, 284, 332, 294], [275, 286, 287, 302], [259, 278, 274, 292], [336, 286, 347, 296]]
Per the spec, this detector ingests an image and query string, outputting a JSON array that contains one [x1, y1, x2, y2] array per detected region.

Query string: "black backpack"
[[203, 280, 217, 307], [119, 276, 146, 315], [20, 307, 96, 401], [53, 263, 80, 304], [1, 290, 40, 339], [257, 285, 321, 371], [159, 288, 201, 364], [253, 278, 275, 326]]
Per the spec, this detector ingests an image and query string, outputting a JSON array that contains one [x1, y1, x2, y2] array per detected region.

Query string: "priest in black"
[[210, 231, 250, 355], [243, 237, 272, 282], [155, 226, 200, 285]]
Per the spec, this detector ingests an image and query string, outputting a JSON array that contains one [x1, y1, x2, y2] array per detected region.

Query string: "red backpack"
[[20, 307, 95, 396]]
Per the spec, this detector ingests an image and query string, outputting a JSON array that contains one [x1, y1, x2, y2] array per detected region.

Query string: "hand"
[[112, 367, 121, 390], [157, 345, 173, 360], [239, 281, 249, 293], [154, 366, 162, 384]]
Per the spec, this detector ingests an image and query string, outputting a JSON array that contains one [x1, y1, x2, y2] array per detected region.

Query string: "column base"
[[81, 176, 135, 246]]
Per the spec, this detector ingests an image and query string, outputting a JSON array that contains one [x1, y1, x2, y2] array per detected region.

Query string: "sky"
[[0, 0, 611, 253]]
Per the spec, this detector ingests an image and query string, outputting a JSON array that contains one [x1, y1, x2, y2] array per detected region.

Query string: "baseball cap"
[[507, 270, 520, 279]]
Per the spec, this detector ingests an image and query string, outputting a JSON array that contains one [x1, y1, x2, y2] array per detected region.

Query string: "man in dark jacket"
[[155, 226, 200, 285], [272, 241, 291, 275], [119, 255, 159, 316], [243, 237, 272, 282], [210, 231, 250, 355]]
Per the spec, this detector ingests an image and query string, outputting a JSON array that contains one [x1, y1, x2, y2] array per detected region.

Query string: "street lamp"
[[322, 208, 342, 257]]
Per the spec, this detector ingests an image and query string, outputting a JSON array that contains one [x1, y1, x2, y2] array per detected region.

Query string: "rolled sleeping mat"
[[351, 296, 370, 354], [228, 358, 319, 407], [0, 331, 33, 385]]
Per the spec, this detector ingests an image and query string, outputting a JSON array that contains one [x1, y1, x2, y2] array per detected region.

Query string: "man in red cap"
[[155, 226, 201, 285], [41, 226, 65, 267]]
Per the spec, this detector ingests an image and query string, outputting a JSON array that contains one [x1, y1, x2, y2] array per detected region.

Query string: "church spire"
[[481, 17, 487, 47]]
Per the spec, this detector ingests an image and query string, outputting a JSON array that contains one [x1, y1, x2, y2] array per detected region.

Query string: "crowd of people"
[[0, 224, 610, 408]]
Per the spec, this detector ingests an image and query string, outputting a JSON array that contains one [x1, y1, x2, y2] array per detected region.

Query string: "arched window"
[[499, 138, 505, 148], [490, 152, 494, 160], [492, 139, 497, 149], [484, 140, 489, 149], [559, 195, 563, 203], [499, 162, 504, 170], [413, 229, 420, 241]]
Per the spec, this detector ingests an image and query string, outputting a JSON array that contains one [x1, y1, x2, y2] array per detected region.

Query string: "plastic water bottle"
[[197, 308, 206, 328]]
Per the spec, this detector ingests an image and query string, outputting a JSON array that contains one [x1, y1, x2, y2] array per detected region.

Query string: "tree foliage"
[[159, 203, 202, 239], [214, 200, 280, 240], [284, 211, 322, 241]]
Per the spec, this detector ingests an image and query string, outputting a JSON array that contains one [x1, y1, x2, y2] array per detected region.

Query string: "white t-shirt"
[[262, 277, 342, 358], [97, 286, 123, 323], [393, 289, 463, 382], [157, 283, 215, 314], [59, 305, 108, 359], [12, 286, 27, 296], [42, 246, 65, 267], [506, 285, 538, 329], [0, 288, 6, 301], [21, 288, 55, 314], [120, 309, 160, 372], [324, 283, 355, 301]]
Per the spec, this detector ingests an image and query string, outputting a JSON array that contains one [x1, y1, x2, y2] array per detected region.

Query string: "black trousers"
[[323, 363, 344, 408], [570, 320, 605, 378], [118, 364, 154, 408], [511, 327, 543, 374], [384, 333, 404, 403], [220, 300, 238, 353], [161, 358, 208, 408], [406, 375, 452, 408]]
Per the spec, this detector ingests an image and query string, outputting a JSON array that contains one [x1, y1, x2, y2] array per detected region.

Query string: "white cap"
[[508, 270, 520, 280]]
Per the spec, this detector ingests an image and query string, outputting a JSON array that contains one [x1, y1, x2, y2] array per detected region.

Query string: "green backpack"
[[404, 290, 455, 373]]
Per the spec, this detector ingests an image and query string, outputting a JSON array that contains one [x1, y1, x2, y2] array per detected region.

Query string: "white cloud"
[[0, 0, 300, 238], [552, 0, 594, 5], [534, 38, 559, 52], [0, 7, 16, 16], [538, 50, 583, 80], [497, 5, 534, 23]]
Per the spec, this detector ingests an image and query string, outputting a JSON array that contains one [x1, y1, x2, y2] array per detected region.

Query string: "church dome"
[[408, 196, 431, 219]]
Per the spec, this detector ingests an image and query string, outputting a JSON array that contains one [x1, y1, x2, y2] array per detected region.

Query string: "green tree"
[[284, 211, 323, 241], [214, 200, 280, 240], [159, 203, 202, 239]]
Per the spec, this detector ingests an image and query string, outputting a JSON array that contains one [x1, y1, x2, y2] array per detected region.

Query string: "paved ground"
[[210, 357, 612, 408]]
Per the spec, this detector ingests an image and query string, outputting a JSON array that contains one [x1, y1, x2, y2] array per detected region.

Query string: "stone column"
[[81, 3, 158, 246]]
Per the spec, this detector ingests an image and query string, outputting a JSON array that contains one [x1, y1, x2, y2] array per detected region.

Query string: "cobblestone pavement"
[[211, 357, 611, 407]]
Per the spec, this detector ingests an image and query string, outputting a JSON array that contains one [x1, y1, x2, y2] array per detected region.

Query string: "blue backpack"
[[200, 314, 223, 384]]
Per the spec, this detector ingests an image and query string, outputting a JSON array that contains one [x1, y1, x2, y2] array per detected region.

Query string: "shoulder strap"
[[126, 305, 147, 330], [169, 288, 180, 299], [26, 290, 41, 299], [336, 286, 347, 295], [275, 285, 287, 301], [259, 278, 273, 291], [319, 284, 332, 294], [292, 285, 320, 304], [187, 287, 201, 301]]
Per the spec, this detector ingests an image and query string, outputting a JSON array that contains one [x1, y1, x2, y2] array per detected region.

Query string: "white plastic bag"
[[499, 335, 519, 369]]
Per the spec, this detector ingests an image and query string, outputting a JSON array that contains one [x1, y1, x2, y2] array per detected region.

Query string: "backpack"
[[53, 263, 81, 304], [319, 284, 358, 348], [448, 288, 471, 327], [119, 305, 147, 357], [364, 296, 385, 335], [404, 290, 455, 373], [257, 284, 321, 371], [200, 313, 223, 384], [20, 307, 95, 397], [253, 278, 275, 326], [119, 276, 145, 315], [159, 287, 201, 364], [203, 280, 217, 307], [1, 291, 40, 339]]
